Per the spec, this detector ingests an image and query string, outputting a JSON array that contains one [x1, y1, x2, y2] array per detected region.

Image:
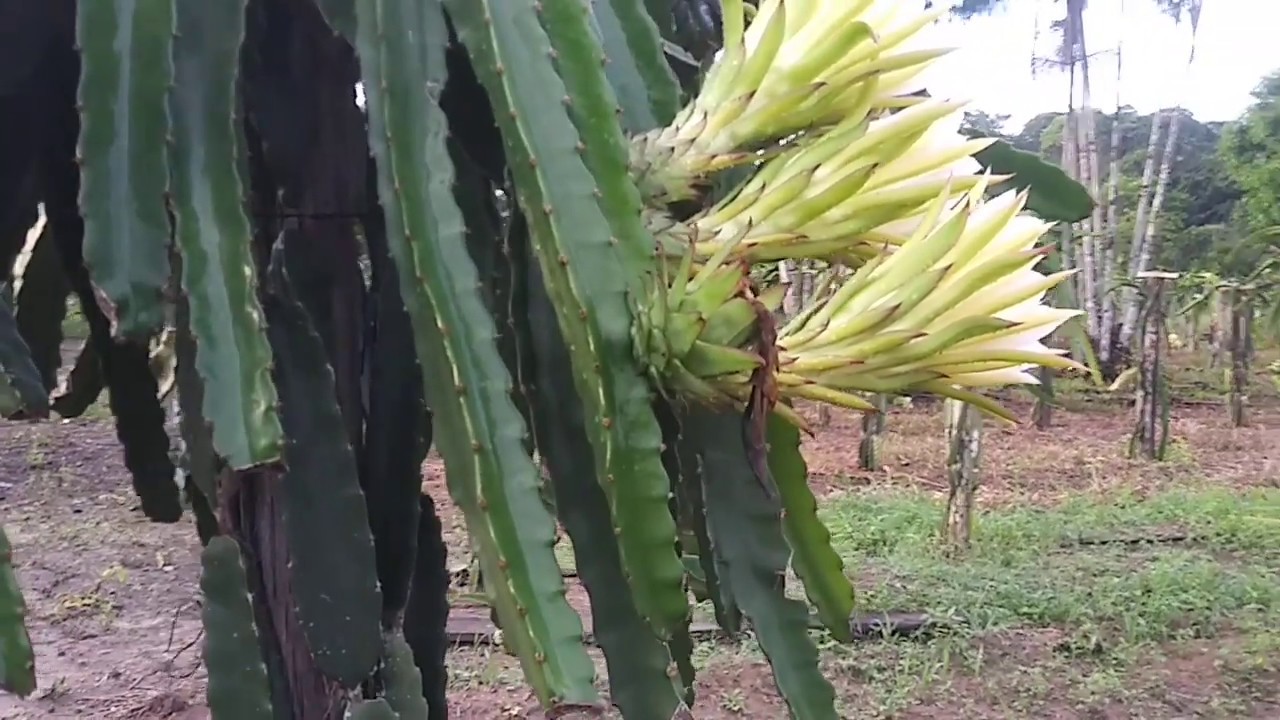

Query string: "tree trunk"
[[1209, 288, 1226, 368], [1115, 111, 1166, 353], [1129, 274, 1174, 460], [235, 5, 372, 715], [1077, 6, 1107, 346], [1032, 366, 1054, 428], [780, 260, 833, 425], [800, 262, 831, 426], [1061, 114, 1082, 305], [1064, 2, 1100, 341], [942, 399, 981, 555], [1057, 16, 1083, 304], [1119, 13, 1200, 351], [858, 394, 888, 471], [1119, 110, 1184, 351], [1098, 29, 1125, 365], [1226, 288, 1252, 427], [1125, 113, 1166, 283], [799, 260, 815, 301], [1140, 108, 1186, 267], [779, 260, 802, 318], [1058, 221, 1077, 302], [228, 472, 345, 718]]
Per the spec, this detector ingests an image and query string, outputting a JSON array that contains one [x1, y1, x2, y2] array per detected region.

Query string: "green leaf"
[[0, 521, 35, 698], [686, 407, 838, 720], [767, 412, 854, 642], [169, 0, 284, 470], [355, 0, 600, 708], [973, 139, 1095, 223], [265, 245, 384, 689], [1062, 316, 1104, 386], [199, 536, 273, 720], [75, 0, 173, 338], [447, 0, 689, 644]]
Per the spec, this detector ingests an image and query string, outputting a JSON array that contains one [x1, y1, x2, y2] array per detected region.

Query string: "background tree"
[[1221, 72, 1280, 233], [954, 0, 1207, 377]]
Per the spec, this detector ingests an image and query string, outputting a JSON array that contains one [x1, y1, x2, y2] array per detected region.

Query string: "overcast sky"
[[917, 0, 1280, 132]]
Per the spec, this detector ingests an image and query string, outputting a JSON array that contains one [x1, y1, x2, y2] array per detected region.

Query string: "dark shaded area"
[[361, 161, 432, 627], [403, 493, 450, 720]]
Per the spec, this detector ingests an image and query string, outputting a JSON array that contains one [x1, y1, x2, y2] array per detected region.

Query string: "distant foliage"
[[962, 105, 1252, 277]]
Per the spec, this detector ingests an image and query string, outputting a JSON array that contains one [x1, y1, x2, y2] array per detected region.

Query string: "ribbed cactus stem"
[[446, 0, 691, 646]]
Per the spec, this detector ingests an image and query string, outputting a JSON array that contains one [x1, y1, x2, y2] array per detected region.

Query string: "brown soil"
[[0, 419, 207, 720], [1, 393, 1278, 718]]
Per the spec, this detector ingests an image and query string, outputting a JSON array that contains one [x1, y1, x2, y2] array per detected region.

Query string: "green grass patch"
[[821, 487, 1280, 644], [1050, 347, 1280, 408], [454, 483, 1280, 716], [61, 297, 89, 340]]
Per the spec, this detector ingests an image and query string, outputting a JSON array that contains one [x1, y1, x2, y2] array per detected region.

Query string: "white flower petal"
[[954, 313, 1077, 353], [978, 213, 1055, 263], [947, 366, 1040, 386], [934, 269, 1068, 324]]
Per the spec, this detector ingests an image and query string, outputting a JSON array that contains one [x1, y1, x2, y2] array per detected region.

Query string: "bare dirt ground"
[[1, 364, 1278, 718]]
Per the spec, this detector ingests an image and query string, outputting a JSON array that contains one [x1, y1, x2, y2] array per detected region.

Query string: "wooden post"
[[942, 399, 981, 554], [1032, 289, 1058, 429], [1032, 367, 1054, 429], [1226, 286, 1252, 427], [1129, 272, 1177, 460], [858, 394, 888, 470], [778, 260, 802, 318], [1209, 288, 1226, 369], [798, 259, 815, 303], [810, 262, 841, 429]]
